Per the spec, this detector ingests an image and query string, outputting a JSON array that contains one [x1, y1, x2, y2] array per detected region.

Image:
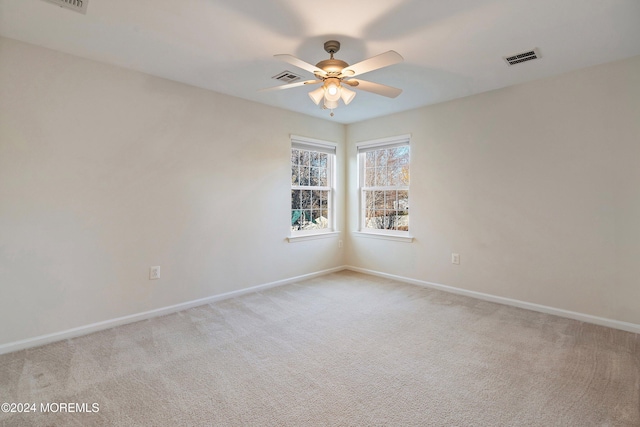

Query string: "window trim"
[[289, 135, 337, 239], [357, 134, 412, 239]]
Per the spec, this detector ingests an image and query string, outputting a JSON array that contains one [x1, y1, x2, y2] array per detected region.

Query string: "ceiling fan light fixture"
[[268, 40, 404, 117], [340, 86, 356, 105], [308, 86, 324, 105]]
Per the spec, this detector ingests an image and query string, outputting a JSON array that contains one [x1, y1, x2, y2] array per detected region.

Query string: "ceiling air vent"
[[42, 0, 88, 14], [503, 48, 541, 66], [272, 71, 303, 84]]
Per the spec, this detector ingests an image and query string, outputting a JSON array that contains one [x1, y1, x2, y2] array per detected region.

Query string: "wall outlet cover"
[[149, 266, 161, 280]]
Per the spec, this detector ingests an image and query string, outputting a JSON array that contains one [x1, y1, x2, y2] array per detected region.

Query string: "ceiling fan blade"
[[351, 79, 402, 98], [259, 80, 322, 92], [274, 54, 327, 77], [341, 51, 403, 77]]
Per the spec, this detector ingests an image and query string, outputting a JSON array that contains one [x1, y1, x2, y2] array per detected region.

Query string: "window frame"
[[289, 135, 337, 239], [357, 134, 411, 239]]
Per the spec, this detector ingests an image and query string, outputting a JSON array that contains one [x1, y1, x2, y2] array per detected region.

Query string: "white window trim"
[[356, 134, 412, 240], [289, 135, 338, 240], [353, 231, 414, 243], [287, 231, 341, 243]]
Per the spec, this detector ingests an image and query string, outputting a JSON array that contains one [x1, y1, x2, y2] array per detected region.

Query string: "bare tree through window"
[[360, 140, 410, 233]]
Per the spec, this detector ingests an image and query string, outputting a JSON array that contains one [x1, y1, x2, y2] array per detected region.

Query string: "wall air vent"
[[272, 71, 303, 84], [503, 48, 541, 66], [42, 0, 88, 14]]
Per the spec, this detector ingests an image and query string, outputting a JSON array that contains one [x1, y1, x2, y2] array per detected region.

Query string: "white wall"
[[2, 35, 638, 349], [0, 37, 345, 346], [346, 55, 640, 325]]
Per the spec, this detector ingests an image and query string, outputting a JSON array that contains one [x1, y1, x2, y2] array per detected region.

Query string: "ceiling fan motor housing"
[[315, 58, 349, 75], [316, 40, 349, 77], [324, 40, 341, 55]]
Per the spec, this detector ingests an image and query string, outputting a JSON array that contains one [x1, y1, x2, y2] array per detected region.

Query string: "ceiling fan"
[[262, 40, 403, 116]]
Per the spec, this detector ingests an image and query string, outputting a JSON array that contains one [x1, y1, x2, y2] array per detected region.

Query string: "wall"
[[0, 37, 346, 346], [2, 35, 638, 349], [346, 55, 640, 325]]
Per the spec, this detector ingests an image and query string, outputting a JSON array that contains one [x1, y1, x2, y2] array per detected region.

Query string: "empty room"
[[1, 0, 639, 425]]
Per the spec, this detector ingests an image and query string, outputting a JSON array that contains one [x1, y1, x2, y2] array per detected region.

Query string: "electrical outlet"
[[338, 240, 343, 248], [149, 266, 161, 280], [451, 253, 460, 265]]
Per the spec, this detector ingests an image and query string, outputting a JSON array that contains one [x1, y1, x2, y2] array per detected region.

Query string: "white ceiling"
[[1, 0, 640, 124]]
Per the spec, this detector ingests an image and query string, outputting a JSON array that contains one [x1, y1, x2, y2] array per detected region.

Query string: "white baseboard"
[[345, 266, 640, 335], [0, 266, 347, 355], [3, 265, 636, 355]]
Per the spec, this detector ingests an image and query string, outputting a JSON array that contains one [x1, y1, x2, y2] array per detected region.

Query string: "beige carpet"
[[1, 271, 639, 426]]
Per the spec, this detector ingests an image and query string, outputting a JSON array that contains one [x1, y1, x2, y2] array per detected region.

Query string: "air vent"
[[272, 71, 303, 84], [42, 0, 88, 14], [503, 48, 541, 66]]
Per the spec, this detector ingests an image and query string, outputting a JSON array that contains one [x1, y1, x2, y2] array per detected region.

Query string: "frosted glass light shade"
[[308, 86, 325, 105], [340, 86, 356, 105]]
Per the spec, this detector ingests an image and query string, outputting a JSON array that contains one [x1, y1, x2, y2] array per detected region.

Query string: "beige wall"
[[0, 37, 345, 345], [346, 55, 640, 325], [1, 35, 639, 348]]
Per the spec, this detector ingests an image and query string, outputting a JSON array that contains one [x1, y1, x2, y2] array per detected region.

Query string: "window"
[[358, 135, 410, 236], [290, 136, 336, 236]]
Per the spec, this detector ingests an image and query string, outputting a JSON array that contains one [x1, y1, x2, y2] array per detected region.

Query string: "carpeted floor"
[[1, 271, 639, 426]]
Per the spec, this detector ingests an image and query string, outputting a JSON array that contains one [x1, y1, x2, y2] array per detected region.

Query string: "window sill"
[[353, 231, 414, 243], [287, 231, 340, 243]]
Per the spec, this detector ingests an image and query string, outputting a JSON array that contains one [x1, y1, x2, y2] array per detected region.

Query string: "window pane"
[[384, 190, 397, 210], [397, 146, 410, 161], [365, 167, 375, 187], [310, 151, 319, 167], [376, 166, 388, 186], [318, 190, 328, 210], [398, 190, 409, 212], [300, 190, 312, 210], [372, 191, 384, 210], [300, 150, 310, 166], [392, 214, 401, 231], [311, 190, 322, 209], [320, 209, 328, 224], [364, 190, 374, 211], [400, 165, 410, 186], [300, 166, 310, 186], [291, 189, 300, 210], [365, 151, 376, 168], [374, 210, 386, 229], [311, 210, 328, 229], [291, 149, 300, 165], [301, 210, 311, 226], [377, 149, 388, 167], [317, 153, 328, 168], [388, 165, 399, 186], [291, 211, 302, 229], [291, 165, 299, 186], [397, 214, 408, 231], [389, 147, 408, 163], [318, 167, 328, 187], [310, 167, 321, 186]]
